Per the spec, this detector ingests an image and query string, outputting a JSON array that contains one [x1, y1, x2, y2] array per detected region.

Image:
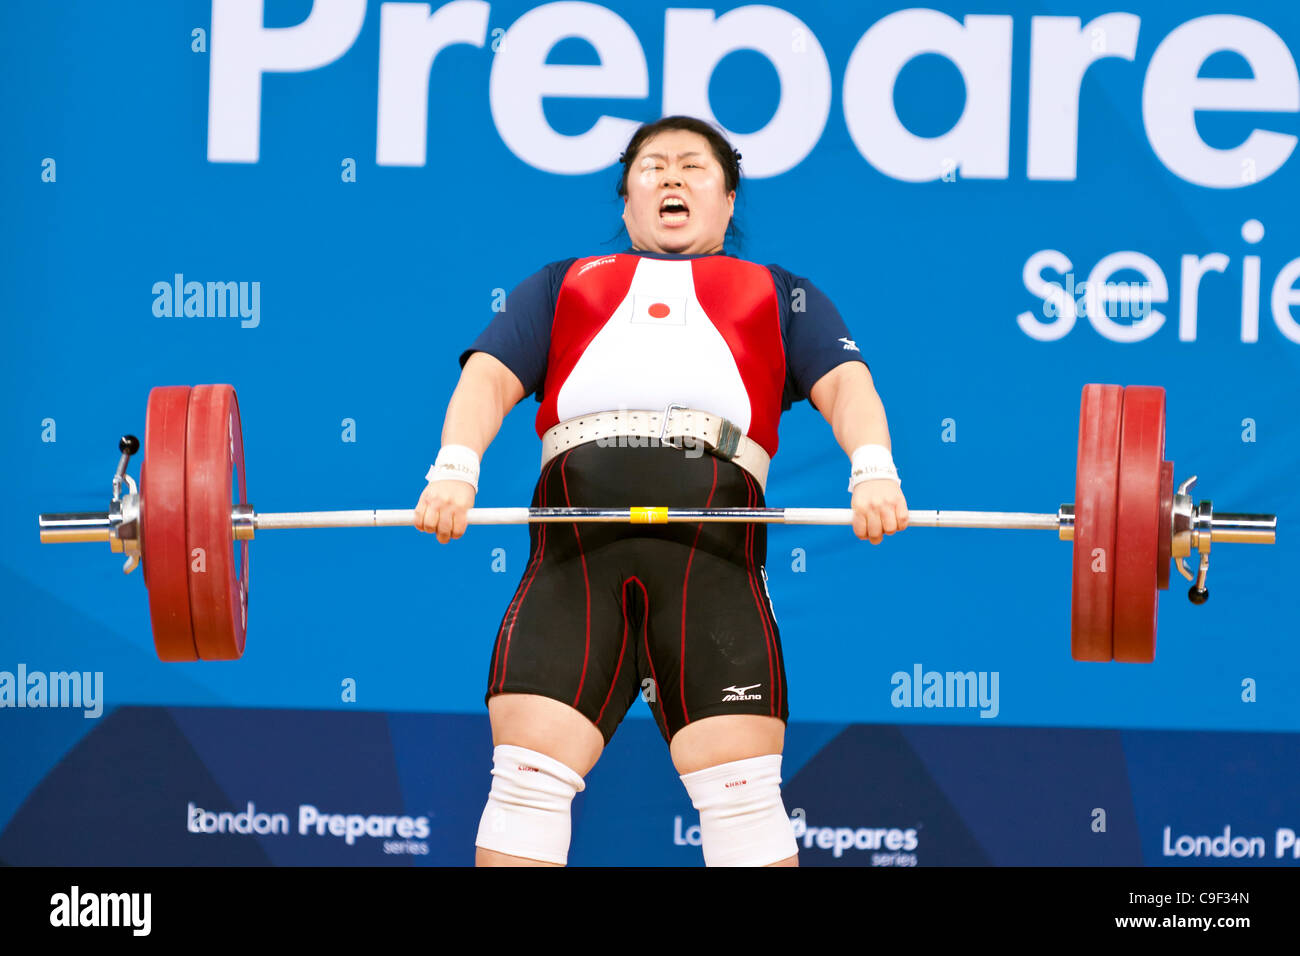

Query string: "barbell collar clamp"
[[232, 504, 256, 542], [112, 434, 140, 504]]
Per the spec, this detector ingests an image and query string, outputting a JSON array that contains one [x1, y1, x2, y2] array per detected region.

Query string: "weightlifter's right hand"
[[414, 479, 475, 544]]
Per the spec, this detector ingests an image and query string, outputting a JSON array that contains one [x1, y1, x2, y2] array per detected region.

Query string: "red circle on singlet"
[[648, 302, 670, 318]]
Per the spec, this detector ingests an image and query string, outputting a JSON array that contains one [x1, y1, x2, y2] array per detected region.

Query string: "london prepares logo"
[[187, 801, 432, 855], [203, 5, 1300, 350], [1163, 824, 1300, 861], [672, 813, 920, 865], [208, 3, 1300, 191]]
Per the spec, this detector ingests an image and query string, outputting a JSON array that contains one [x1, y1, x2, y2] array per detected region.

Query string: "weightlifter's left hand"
[[851, 479, 909, 545]]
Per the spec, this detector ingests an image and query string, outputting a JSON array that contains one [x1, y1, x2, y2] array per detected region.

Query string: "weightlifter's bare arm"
[[810, 361, 909, 545], [415, 352, 527, 542], [442, 352, 526, 456]]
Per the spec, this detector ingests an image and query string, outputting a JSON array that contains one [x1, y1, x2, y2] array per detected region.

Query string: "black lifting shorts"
[[484, 438, 789, 746]]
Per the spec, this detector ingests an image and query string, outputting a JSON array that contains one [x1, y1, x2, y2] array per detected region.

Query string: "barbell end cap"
[[1057, 503, 1074, 542]]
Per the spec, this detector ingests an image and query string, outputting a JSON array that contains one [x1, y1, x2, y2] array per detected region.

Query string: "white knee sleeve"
[[475, 744, 586, 865], [679, 753, 798, 866]]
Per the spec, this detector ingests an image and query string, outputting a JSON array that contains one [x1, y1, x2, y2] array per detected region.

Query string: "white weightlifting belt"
[[540, 405, 771, 494]]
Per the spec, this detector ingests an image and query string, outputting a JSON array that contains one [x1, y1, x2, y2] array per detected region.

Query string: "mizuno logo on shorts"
[[722, 684, 762, 701]]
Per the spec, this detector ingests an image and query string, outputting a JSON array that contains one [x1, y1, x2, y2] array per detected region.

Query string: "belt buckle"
[[657, 403, 742, 461], [658, 403, 689, 449], [713, 418, 742, 460]]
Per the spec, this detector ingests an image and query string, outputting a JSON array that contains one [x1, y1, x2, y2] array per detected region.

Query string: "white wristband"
[[847, 443, 900, 492], [426, 444, 480, 492]]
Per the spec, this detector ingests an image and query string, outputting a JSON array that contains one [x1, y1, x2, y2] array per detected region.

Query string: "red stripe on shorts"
[[598, 578, 638, 725], [630, 575, 668, 739], [742, 471, 777, 717], [492, 455, 561, 694], [562, 452, 592, 708], [680, 455, 718, 725]]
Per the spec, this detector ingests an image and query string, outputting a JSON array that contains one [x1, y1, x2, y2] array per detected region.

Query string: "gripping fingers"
[[436, 507, 457, 544], [852, 506, 883, 544], [852, 487, 909, 545], [422, 504, 441, 536], [436, 508, 470, 544], [414, 480, 472, 542], [414, 486, 441, 535]]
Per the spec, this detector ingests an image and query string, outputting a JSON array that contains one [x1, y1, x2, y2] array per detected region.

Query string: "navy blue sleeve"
[[458, 258, 578, 403], [768, 264, 869, 413]]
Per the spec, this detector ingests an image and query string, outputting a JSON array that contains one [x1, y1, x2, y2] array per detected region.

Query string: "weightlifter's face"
[[622, 129, 735, 256]]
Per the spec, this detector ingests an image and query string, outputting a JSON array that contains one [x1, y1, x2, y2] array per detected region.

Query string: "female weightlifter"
[[414, 115, 909, 867]]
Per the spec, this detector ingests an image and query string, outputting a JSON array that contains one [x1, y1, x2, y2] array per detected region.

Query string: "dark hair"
[[608, 115, 744, 252]]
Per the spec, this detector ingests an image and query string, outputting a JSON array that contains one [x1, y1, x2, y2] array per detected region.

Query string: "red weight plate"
[[1071, 384, 1123, 661], [142, 386, 198, 661], [185, 385, 249, 661], [1157, 460, 1173, 591], [1113, 386, 1165, 663]]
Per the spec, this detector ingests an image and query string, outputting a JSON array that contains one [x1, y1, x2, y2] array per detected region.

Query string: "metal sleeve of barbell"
[[38, 513, 114, 543], [1206, 513, 1277, 544]]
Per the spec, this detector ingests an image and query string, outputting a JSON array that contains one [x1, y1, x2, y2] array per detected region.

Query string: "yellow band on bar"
[[630, 506, 668, 524]]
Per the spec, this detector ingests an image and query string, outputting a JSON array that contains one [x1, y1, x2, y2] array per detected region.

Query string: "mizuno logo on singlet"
[[722, 684, 763, 701], [839, 336, 859, 351], [577, 256, 616, 277]]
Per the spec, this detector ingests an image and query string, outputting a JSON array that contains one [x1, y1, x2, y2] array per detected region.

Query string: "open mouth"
[[659, 196, 690, 226]]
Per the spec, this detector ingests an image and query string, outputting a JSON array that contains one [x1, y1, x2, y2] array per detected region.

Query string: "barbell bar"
[[39, 503, 1275, 538], [35, 383, 1277, 665]]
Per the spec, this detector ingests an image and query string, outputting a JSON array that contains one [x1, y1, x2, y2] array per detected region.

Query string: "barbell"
[[37, 383, 1276, 664]]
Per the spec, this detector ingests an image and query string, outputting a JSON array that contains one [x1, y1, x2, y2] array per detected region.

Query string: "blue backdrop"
[[2, 0, 1297, 865]]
